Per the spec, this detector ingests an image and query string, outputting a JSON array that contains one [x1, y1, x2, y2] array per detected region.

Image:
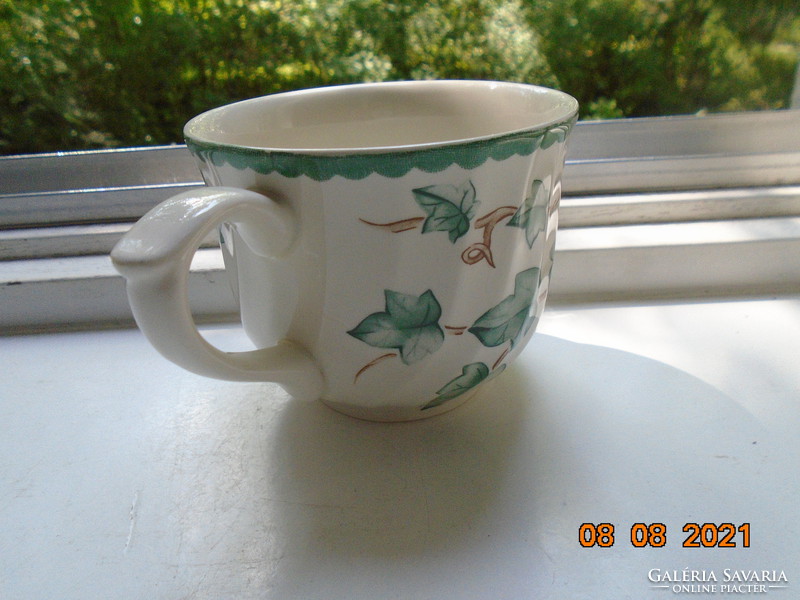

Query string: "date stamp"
[[578, 522, 751, 548], [578, 522, 792, 594]]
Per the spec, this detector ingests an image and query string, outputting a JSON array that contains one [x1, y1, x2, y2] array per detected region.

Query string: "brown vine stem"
[[354, 352, 398, 383], [492, 345, 511, 370], [462, 206, 517, 267], [461, 243, 494, 267], [359, 217, 425, 233], [444, 325, 467, 335]]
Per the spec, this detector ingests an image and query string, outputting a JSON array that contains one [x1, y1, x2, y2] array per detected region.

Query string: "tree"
[[524, 0, 799, 117], [1, 0, 797, 154]]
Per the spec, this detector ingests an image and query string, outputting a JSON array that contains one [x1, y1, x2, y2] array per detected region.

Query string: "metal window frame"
[[2, 109, 800, 332]]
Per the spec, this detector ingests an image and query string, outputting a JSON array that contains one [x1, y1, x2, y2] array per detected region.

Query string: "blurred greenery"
[[1, 0, 798, 154]]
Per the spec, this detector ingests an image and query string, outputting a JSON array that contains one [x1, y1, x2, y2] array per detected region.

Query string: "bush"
[[1, 0, 797, 154], [525, 0, 799, 117]]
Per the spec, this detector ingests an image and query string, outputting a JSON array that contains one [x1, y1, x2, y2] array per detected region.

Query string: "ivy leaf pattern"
[[422, 362, 490, 410], [507, 179, 548, 249], [348, 289, 445, 365], [468, 267, 540, 348], [412, 180, 479, 243], [421, 362, 507, 410]]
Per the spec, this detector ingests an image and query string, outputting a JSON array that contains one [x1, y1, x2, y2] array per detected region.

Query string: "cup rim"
[[184, 80, 579, 156]]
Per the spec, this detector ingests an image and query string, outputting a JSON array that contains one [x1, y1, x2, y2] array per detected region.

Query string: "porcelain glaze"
[[111, 80, 578, 421]]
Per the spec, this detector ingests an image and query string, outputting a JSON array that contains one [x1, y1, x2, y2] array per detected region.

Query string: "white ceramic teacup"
[[111, 80, 578, 421]]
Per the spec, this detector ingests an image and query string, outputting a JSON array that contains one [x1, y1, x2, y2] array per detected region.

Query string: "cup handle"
[[111, 186, 324, 400]]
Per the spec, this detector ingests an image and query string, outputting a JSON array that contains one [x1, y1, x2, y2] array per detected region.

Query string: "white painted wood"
[[3, 186, 799, 261], [0, 182, 200, 228], [552, 218, 800, 302], [2, 110, 799, 227], [0, 250, 236, 333], [2, 298, 797, 598], [2, 107, 798, 598], [1, 110, 799, 329], [0, 223, 133, 260], [565, 151, 800, 195], [0, 222, 216, 261], [560, 186, 800, 227], [3, 217, 800, 331]]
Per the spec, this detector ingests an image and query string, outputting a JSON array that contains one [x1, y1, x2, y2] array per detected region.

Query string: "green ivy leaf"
[[468, 267, 540, 348], [412, 180, 479, 243], [507, 179, 548, 248], [348, 289, 444, 365], [422, 362, 491, 410]]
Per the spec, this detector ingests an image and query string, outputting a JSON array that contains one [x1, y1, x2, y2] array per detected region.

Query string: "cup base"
[[320, 390, 479, 422]]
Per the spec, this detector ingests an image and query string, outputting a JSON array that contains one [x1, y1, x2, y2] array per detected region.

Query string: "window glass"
[[1, 0, 798, 155]]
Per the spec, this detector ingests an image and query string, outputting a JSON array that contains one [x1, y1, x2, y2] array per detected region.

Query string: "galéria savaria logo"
[[648, 569, 789, 594]]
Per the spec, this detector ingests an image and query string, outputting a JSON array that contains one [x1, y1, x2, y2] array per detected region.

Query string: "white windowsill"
[[2, 110, 800, 598], [3, 211, 800, 332], [2, 294, 798, 598], [1, 110, 798, 332]]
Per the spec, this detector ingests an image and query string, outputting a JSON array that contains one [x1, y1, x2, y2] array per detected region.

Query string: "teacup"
[[111, 80, 578, 421]]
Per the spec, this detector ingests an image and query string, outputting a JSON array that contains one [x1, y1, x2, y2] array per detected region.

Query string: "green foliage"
[[525, 0, 799, 117], [1, 0, 798, 154]]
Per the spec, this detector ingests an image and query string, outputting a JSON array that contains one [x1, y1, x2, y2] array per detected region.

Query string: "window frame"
[[1, 109, 799, 332]]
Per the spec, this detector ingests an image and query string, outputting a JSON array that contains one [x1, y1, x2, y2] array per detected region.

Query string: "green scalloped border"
[[186, 115, 577, 181]]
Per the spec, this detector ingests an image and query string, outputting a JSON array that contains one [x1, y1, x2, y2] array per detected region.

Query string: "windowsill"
[[2, 109, 799, 333], [2, 110, 800, 596], [2, 294, 798, 597], [3, 209, 800, 333]]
